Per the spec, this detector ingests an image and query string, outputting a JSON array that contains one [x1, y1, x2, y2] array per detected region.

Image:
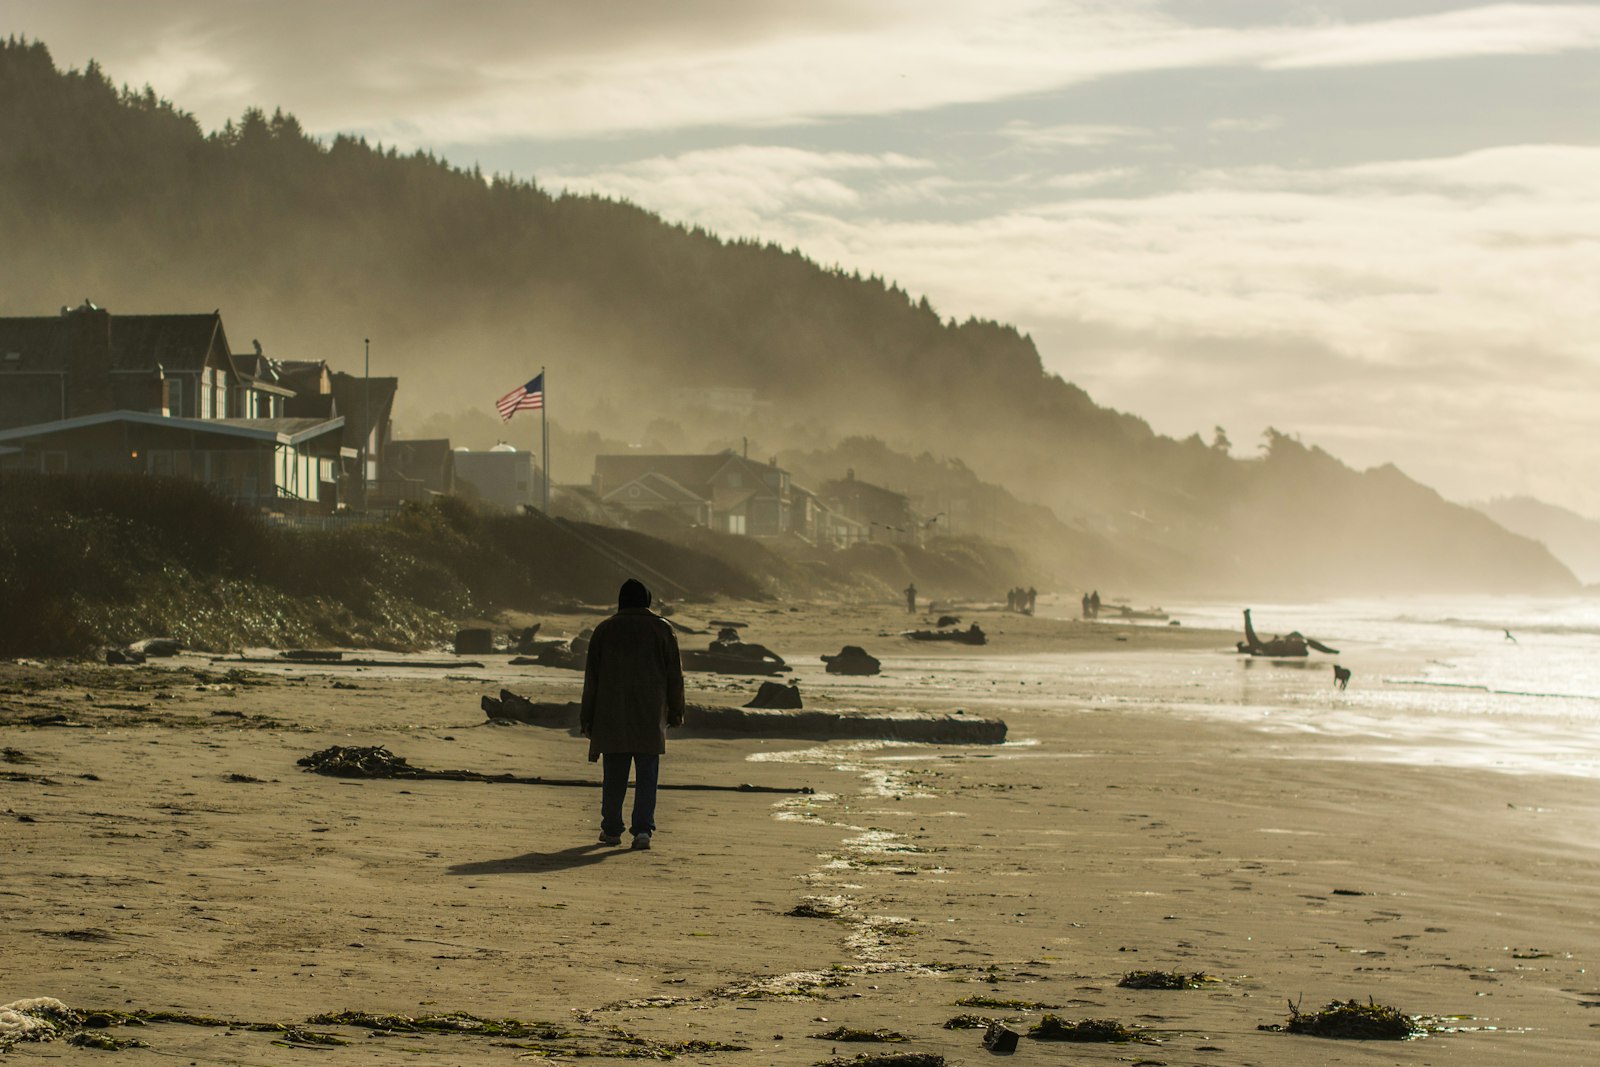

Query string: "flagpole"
[[540, 365, 549, 513]]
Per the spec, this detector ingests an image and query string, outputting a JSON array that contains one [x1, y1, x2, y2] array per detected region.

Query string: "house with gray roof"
[[0, 301, 350, 508], [593, 449, 792, 536]]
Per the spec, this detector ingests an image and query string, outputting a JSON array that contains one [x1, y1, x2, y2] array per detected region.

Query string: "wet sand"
[[3, 601, 1597, 1063]]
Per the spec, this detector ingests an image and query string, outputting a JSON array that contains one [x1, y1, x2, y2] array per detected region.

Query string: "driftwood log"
[[481, 689, 1006, 744]]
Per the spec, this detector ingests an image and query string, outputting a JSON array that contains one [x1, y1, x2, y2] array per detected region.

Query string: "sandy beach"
[[4, 601, 1598, 1064]]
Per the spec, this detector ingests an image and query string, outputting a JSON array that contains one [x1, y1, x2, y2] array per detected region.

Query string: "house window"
[[727, 514, 746, 535], [163, 376, 184, 417]]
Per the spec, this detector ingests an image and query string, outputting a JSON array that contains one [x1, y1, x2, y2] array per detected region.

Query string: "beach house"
[[821, 469, 922, 545], [592, 449, 794, 536], [0, 302, 351, 508]]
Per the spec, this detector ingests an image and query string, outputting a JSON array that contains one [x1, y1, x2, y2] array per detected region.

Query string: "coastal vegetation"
[[0, 472, 753, 654], [0, 472, 1028, 655]]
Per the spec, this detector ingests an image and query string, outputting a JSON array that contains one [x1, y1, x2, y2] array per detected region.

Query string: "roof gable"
[[109, 313, 227, 372], [596, 450, 790, 497], [328, 372, 398, 446], [595, 452, 735, 492], [0, 309, 227, 373], [602, 471, 708, 506]]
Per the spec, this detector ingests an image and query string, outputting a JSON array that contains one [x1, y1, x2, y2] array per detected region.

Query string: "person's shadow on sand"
[[447, 843, 625, 876]]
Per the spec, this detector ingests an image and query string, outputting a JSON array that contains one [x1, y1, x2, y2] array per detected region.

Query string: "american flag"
[[496, 373, 544, 421]]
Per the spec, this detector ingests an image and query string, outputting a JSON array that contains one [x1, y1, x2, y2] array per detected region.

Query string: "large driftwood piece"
[[481, 689, 1006, 744], [1235, 609, 1339, 657]]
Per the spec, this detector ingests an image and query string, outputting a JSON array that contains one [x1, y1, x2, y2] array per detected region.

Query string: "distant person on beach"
[[1081, 592, 1091, 619], [580, 579, 686, 851], [1006, 589, 1017, 612], [905, 582, 917, 614], [1026, 586, 1037, 613], [1090, 590, 1101, 619]]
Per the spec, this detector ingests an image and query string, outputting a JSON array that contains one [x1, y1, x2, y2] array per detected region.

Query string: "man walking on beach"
[[580, 579, 686, 851]]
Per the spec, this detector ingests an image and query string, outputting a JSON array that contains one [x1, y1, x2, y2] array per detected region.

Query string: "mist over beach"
[[3, 3, 1599, 1064]]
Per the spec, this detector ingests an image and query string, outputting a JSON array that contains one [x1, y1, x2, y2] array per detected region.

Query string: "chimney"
[[60, 300, 114, 417]]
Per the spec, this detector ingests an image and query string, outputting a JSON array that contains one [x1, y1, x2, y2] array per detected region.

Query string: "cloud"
[[8, 1, 1600, 141], [549, 141, 1600, 371], [997, 121, 1150, 149], [1263, 3, 1600, 69], [1043, 168, 1144, 191], [1207, 115, 1283, 133], [542, 146, 933, 232]]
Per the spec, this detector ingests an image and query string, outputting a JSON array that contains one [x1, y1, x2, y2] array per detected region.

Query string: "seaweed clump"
[[1278, 998, 1420, 1040], [298, 746, 416, 778], [0, 1002, 345, 1051], [941, 1014, 996, 1030], [68, 1031, 149, 1050], [815, 1055, 945, 1067], [1118, 970, 1215, 989], [0, 998, 85, 1049], [308, 1010, 566, 1039], [788, 901, 843, 919], [672, 1038, 750, 1053], [955, 994, 1058, 1010], [1028, 1015, 1149, 1043], [813, 1026, 907, 1042]]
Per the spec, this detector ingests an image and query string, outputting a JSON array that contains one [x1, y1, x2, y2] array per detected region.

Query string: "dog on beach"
[[1332, 664, 1351, 690]]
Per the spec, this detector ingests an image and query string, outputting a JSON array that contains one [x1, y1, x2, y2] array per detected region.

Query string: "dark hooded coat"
[[580, 607, 686, 761]]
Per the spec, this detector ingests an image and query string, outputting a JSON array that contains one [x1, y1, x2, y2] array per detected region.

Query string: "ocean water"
[[808, 596, 1600, 779]]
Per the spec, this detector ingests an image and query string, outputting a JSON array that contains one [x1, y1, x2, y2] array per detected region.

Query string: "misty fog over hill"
[[1477, 498, 1600, 587], [0, 38, 1578, 598]]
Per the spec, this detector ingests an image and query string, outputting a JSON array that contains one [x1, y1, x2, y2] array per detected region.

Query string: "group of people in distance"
[[1005, 586, 1037, 614], [1080, 590, 1103, 619]]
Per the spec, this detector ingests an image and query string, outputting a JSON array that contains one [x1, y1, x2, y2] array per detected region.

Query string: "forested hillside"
[[0, 38, 1576, 596]]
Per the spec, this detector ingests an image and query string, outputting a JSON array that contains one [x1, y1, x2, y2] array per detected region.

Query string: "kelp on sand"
[[1118, 969, 1217, 989], [1274, 998, 1422, 1040]]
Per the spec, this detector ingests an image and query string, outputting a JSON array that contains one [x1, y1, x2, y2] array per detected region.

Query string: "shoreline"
[[3, 607, 1597, 1064]]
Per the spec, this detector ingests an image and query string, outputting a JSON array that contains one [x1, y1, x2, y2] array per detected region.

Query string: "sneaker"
[[630, 831, 652, 851], [598, 832, 622, 846]]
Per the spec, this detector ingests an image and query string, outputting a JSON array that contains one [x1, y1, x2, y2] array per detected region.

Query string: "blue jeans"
[[601, 752, 660, 838]]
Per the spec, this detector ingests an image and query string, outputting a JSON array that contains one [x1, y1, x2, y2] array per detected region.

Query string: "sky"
[[7, 0, 1600, 516]]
